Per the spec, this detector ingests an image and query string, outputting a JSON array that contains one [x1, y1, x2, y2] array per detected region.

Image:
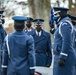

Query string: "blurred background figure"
[[32, 18, 52, 67], [0, 10, 7, 75], [24, 17, 35, 35]]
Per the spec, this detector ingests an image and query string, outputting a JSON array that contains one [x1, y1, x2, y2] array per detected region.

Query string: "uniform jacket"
[[2, 31, 35, 75], [32, 29, 52, 67], [0, 24, 6, 75], [72, 26, 76, 75], [24, 27, 35, 36], [53, 17, 75, 75]]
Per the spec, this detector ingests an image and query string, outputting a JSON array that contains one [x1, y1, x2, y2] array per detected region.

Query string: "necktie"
[[38, 32, 39, 36]]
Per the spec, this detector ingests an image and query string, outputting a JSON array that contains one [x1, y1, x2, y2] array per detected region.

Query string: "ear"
[[34, 25, 36, 28]]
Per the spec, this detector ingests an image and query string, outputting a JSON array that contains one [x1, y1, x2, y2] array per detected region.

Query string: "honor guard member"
[[2, 16, 35, 75], [24, 17, 35, 35], [0, 10, 7, 75], [68, 14, 76, 75], [0, 10, 7, 46], [52, 7, 75, 75], [0, 10, 7, 45], [32, 19, 52, 67]]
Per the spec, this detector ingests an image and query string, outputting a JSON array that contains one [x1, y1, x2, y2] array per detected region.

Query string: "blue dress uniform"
[[0, 10, 5, 24], [24, 17, 35, 35], [68, 14, 76, 75], [25, 27, 35, 35], [1, 16, 35, 75], [0, 10, 7, 48], [0, 10, 7, 75], [73, 26, 76, 75], [32, 19, 52, 67], [53, 7, 75, 75]]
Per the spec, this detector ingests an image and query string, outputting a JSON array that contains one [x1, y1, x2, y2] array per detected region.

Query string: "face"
[[26, 21, 32, 28], [0, 15, 5, 24], [54, 13, 60, 16], [26, 22, 32, 28], [54, 12, 60, 24], [35, 25, 42, 32], [1, 19, 5, 24]]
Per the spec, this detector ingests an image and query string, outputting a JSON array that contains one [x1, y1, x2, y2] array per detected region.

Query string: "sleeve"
[[27, 36, 36, 74], [59, 22, 73, 60], [1, 38, 9, 73], [1, 28, 7, 44], [46, 34, 52, 66], [1, 29, 7, 59]]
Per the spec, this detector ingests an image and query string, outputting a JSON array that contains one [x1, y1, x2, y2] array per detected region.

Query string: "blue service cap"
[[12, 16, 27, 26], [68, 14, 76, 20], [53, 7, 69, 14], [12, 16, 27, 21], [26, 17, 33, 22], [33, 18, 44, 25]]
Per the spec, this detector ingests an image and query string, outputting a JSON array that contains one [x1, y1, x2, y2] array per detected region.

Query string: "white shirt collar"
[[36, 31, 41, 36], [27, 29, 32, 32]]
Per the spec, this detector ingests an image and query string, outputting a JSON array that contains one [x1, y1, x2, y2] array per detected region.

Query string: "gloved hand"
[[30, 73, 34, 75], [3, 72, 7, 75], [46, 64, 50, 67], [49, 21, 54, 28], [50, 28, 55, 34], [58, 59, 65, 66], [35, 72, 42, 75]]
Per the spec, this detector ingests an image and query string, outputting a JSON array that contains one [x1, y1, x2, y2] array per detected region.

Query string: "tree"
[[28, 0, 51, 32], [56, 0, 60, 6], [68, 0, 76, 15]]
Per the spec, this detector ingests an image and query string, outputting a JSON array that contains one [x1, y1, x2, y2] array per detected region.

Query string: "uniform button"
[[54, 36, 55, 38]]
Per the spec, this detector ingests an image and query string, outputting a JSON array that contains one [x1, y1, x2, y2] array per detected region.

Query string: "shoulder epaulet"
[[65, 20, 73, 33], [59, 20, 73, 37]]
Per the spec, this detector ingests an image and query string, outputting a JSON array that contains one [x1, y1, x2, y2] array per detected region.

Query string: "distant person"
[[1, 12, 5, 25], [32, 18, 52, 67], [0, 10, 7, 75], [51, 7, 75, 75], [24, 17, 35, 35], [2, 16, 35, 75]]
